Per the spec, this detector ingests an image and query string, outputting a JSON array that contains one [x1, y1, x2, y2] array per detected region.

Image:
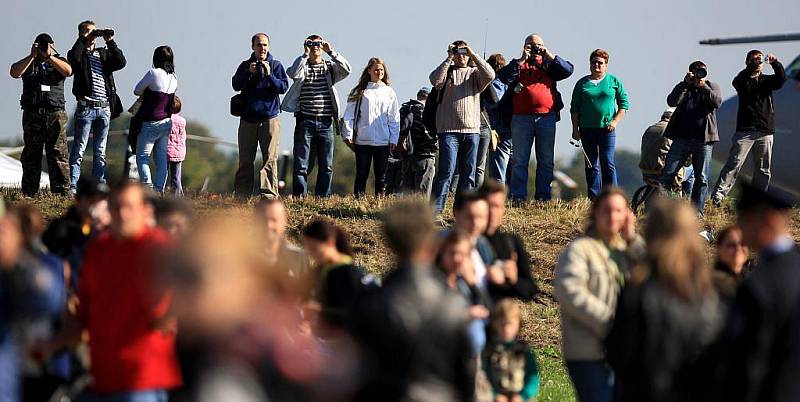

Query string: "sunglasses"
[[590, 59, 606, 65]]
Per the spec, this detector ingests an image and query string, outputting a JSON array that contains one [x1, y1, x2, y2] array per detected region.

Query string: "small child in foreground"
[[482, 299, 541, 402]]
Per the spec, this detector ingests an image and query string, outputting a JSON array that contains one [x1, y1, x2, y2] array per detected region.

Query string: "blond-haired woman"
[[341, 57, 400, 196], [606, 197, 723, 402], [554, 187, 642, 402]]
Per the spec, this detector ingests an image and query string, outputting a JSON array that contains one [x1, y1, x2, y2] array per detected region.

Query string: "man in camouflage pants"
[[10, 33, 72, 196]]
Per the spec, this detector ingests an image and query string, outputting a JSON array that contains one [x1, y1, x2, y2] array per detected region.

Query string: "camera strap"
[[353, 90, 364, 140]]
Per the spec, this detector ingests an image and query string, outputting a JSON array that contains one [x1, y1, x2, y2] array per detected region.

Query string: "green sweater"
[[570, 74, 629, 129]]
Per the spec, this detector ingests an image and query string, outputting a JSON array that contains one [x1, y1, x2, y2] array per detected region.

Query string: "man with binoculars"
[[658, 60, 723, 216], [10, 33, 73, 196], [711, 50, 787, 205], [67, 20, 126, 195]]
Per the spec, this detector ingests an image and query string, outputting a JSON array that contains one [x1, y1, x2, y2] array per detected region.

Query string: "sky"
[[2, 0, 799, 164]]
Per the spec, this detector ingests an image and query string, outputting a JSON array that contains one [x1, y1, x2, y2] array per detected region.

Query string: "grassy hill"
[[5, 189, 800, 401]]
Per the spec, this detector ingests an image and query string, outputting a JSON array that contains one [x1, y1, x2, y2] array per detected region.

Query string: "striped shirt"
[[299, 62, 334, 116], [84, 50, 108, 102]]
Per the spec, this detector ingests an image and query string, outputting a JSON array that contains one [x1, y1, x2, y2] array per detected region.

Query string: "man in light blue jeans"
[[431, 132, 479, 213], [136, 118, 172, 192], [70, 104, 111, 190], [509, 113, 557, 201]]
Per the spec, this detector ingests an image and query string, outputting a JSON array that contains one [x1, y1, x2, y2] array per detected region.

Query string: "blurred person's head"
[[155, 198, 194, 239], [254, 198, 288, 243], [416, 87, 431, 102], [641, 198, 712, 301], [715, 226, 749, 276], [301, 218, 354, 265], [453, 190, 490, 240], [587, 187, 630, 242], [9, 203, 46, 253], [382, 200, 437, 266], [437, 230, 473, 277], [75, 176, 109, 218], [478, 179, 508, 235], [109, 181, 153, 239], [490, 299, 521, 343], [736, 182, 794, 251], [0, 207, 22, 269]]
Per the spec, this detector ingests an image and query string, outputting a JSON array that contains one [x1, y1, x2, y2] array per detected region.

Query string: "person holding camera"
[[570, 49, 629, 200], [232, 33, 289, 198], [710, 51, 787, 205], [67, 20, 126, 194], [281, 35, 352, 197], [10, 33, 72, 196], [429, 40, 495, 216], [341, 58, 400, 197], [658, 61, 722, 216], [496, 34, 574, 202]]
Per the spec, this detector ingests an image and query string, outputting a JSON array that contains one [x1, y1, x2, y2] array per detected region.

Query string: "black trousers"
[[354, 144, 389, 196]]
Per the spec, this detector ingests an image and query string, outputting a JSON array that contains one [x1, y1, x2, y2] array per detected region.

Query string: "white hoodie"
[[342, 82, 400, 146]]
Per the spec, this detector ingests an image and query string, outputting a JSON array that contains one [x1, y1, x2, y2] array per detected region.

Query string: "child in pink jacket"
[[167, 96, 186, 195]]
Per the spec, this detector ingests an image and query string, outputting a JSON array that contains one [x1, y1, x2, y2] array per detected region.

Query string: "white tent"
[[0, 152, 49, 189]]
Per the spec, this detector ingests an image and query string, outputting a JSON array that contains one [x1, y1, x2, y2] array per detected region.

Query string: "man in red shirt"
[[497, 34, 574, 201], [59, 182, 182, 401]]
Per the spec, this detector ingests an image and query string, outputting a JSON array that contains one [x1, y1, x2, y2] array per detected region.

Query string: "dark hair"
[[153, 46, 175, 74], [306, 34, 322, 41], [302, 218, 354, 257], [78, 20, 95, 34], [382, 200, 436, 259], [348, 58, 391, 102], [689, 60, 706, 71], [590, 48, 609, 63], [108, 180, 146, 205], [478, 178, 508, 198], [487, 54, 507, 72], [154, 197, 194, 222], [172, 95, 182, 114], [453, 189, 486, 213], [9, 203, 45, 252], [251, 33, 270, 46], [586, 187, 629, 234], [715, 225, 742, 246], [452, 40, 468, 48], [746, 49, 763, 60]]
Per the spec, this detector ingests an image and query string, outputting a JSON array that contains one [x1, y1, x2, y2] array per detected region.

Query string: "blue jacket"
[[232, 52, 289, 123], [495, 56, 574, 130], [481, 78, 508, 133]]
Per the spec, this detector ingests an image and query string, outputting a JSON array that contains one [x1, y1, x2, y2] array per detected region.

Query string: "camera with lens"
[[255, 59, 266, 77], [90, 29, 115, 38], [532, 44, 545, 55], [35, 40, 51, 53], [690, 65, 708, 79], [306, 41, 322, 48], [453, 47, 468, 55]]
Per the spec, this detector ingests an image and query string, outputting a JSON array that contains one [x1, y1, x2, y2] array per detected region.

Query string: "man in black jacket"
[[721, 181, 799, 402], [353, 200, 475, 402], [478, 179, 539, 301], [396, 87, 437, 196], [66, 20, 126, 194], [711, 51, 787, 205]]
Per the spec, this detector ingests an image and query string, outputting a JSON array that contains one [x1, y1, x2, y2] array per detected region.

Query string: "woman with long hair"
[[711, 225, 750, 300], [341, 57, 400, 196], [606, 197, 724, 402], [554, 187, 641, 402], [134, 45, 178, 192], [301, 218, 376, 332]]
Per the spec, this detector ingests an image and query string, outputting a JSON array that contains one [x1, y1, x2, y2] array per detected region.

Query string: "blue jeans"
[[659, 138, 713, 215], [77, 389, 168, 402], [431, 132, 479, 214], [566, 360, 613, 402], [581, 128, 618, 200], [292, 115, 334, 197], [70, 106, 111, 190], [509, 113, 557, 201], [475, 122, 491, 186], [488, 129, 512, 184], [136, 118, 172, 192]]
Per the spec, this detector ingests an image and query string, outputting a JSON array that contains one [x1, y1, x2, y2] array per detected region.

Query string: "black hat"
[[35, 33, 54, 44], [76, 177, 110, 199], [736, 181, 795, 213]]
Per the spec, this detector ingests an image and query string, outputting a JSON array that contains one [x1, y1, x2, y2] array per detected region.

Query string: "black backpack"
[[422, 68, 453, 134], [631, 183, 668, 214]]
